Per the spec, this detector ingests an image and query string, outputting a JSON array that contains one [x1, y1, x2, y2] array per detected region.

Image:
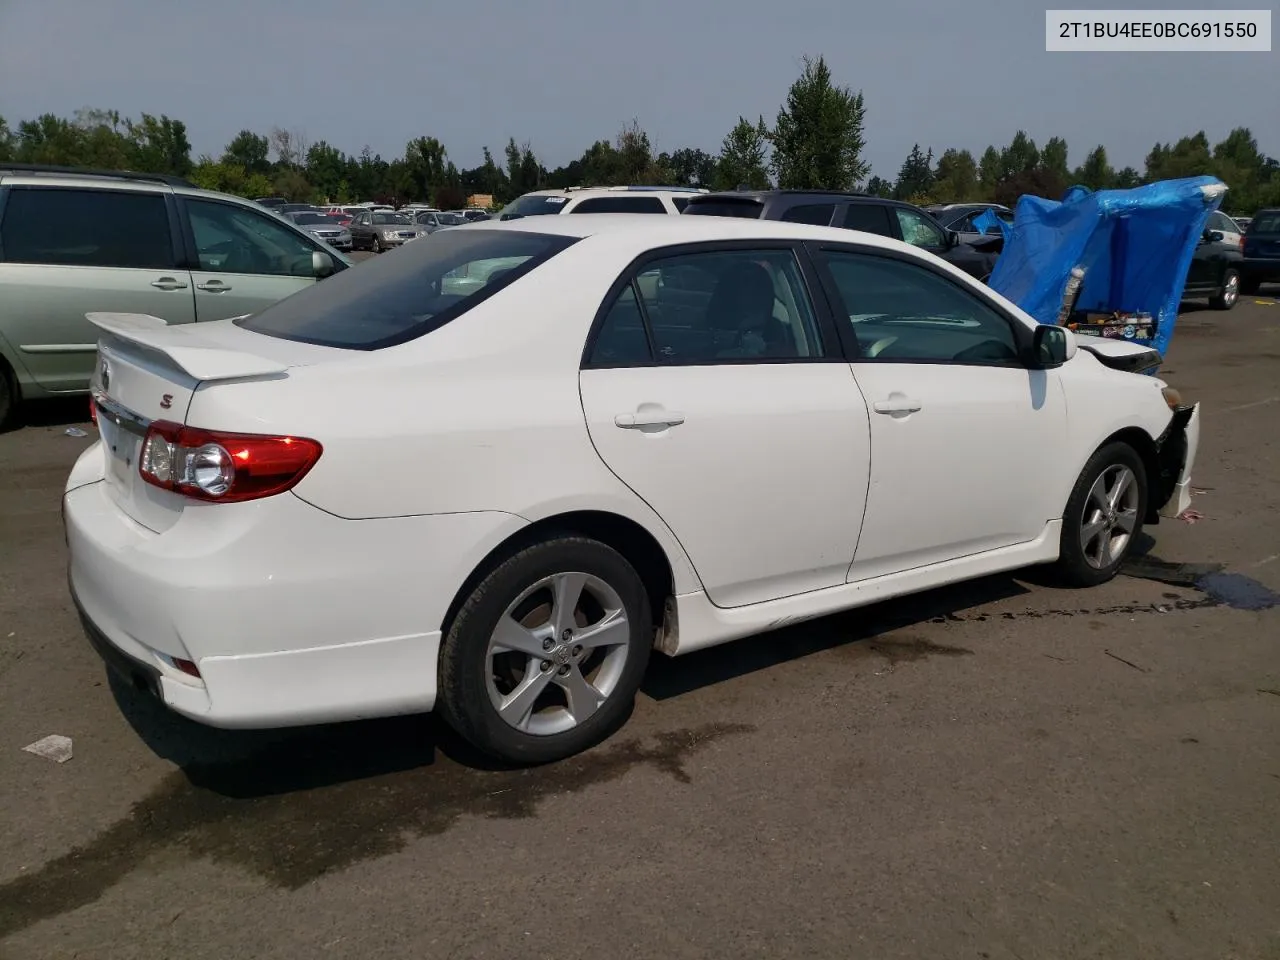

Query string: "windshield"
[[374, 213, 411, 225], [436, 213, 465, 225], [293, 213, 338, 225], [499, 194, 571, 220], [236, 229, 579, 349], [1247, 212, 1280, 234]]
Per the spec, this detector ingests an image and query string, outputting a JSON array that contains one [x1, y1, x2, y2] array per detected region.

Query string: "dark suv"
[[682, 190, 1000, 281], [1241, 208, 1280, 294]]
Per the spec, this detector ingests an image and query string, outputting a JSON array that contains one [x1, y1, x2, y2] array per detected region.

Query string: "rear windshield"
[[499, 194, 570, 220], [236, 228, 578, 350], [1247, 212, 1280, 234], [681, 197, 765, 219], [293, 213, 338, 225]]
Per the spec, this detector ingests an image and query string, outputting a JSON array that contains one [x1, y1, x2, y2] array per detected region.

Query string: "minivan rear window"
[[681, 198, 766, 219], [1246, 212, 1280, 234], [236, 229, 578, 350], [499, 194, 571, 220]]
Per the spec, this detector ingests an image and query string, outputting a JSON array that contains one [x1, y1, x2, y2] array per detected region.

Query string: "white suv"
[[498, 185, 708, 220]]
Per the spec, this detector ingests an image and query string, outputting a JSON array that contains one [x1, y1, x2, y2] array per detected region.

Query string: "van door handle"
[[151, 277, 188, 291], [196, 280, 232, 292], [615, 410, 685, 428]]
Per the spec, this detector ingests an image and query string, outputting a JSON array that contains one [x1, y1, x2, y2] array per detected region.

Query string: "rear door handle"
[[196, 280, 232, 292], [873, 398, 922, 415], [150, 277, 188, 291], [615, 411, 685, 428]]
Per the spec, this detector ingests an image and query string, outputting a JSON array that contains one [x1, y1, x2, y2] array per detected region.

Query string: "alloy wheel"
[[484, 571, 631, 736], [1079, 464, 1140, 569]]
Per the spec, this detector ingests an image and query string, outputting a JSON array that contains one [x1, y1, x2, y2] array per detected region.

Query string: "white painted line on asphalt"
[[1224, 395, 1279, 412]]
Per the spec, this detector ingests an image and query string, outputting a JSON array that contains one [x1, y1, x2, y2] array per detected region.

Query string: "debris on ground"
[[22, 734, 73, 763], [64, 427, 88, 438], [1178, 509, 1205, 524]]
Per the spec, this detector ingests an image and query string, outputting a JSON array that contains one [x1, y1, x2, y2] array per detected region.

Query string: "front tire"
[[372, 235, 383, 254], [1054, 442, 1148, 587], [437, 536, 653, 765], [1210, 268, 1240, 310]]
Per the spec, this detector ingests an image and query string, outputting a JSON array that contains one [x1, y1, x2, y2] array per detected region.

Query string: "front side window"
[[236, 228, 577, 349], [571, 196, 667, 214], [894, 208, 946, 249], [186, 199, 323, 277], [819, 250, 1020, 365], [589, 247, 824, 365], [0, 187, 173, 269]]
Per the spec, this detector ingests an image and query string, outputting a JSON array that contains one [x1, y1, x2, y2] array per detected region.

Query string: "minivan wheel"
[[437, 536, 653, 765], [1210, 268, 1240, 310], [1054, 442, 1148, 587]]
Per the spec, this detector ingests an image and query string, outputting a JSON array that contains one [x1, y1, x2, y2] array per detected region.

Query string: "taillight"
[[89, 398, 97, 425], [139, 421, 322, 503]]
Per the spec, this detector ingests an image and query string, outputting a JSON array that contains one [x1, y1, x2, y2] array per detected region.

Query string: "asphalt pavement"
[[1, 291, 1279, 960]]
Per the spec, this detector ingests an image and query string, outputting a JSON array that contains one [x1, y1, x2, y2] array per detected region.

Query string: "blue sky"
[[1, 0, 1275, 180]]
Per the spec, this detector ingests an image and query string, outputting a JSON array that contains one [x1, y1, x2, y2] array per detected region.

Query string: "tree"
[[269, 127, 309, 169], [714, 115, 771, 190], [978, 145, 1002, 197], [893, 144, 933, 201], [1000, 131, 1040, 182], [660, 147, 717, 187], [1074, 145, 1114, 191], [1040, 137, 1070, 181], [770, 55, 868, 190], [305, 141, 348, 201], [1114, 167, 1142, 189], [0, 116, 11, 161], [932, 148, 979, 201], [222, 130, 270, 174], [864, 175, 893, 198], [1145, 132, 1211, 181], [123, 114, 192, 175]]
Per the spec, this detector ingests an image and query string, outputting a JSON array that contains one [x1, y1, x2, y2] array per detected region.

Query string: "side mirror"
[[1207, 230, 1224, 243], [1032, 324, 1075, 368], [946, 229, 961, 248], [312, 250, 335, 278]]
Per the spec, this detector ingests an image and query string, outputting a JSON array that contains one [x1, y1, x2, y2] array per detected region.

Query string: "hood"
[[1076, 335, 1162, 375]]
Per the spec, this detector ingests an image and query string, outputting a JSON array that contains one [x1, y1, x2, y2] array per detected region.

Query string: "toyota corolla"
[[64, 215, 1201, 764]]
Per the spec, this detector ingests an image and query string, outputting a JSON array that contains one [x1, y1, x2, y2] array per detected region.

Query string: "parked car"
[[348, 209, 425, 251], [683, 190, 1001, 281], [414, 210, 466, 232], [1182, 209, 1244, 309], [926, 202, 1015, 243], [499, 185, 708, 219], [461, 208, 493, 222], [66, 214, 1200, 764], [287, 211, 354, 251], [254, 196, 288, 211], [275, 202, 320, 220], [1241, 208, 1280, 294], [1233, 216, 1252, 232], [0, 163, 350, 428]]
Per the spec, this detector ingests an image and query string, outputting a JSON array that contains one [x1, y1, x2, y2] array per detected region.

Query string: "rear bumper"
[[63, 475, 524, 729], [1240, 258, 1280, 283]]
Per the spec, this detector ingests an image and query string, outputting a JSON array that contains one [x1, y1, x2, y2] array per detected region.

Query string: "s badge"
[[160, 394, 173, 410]]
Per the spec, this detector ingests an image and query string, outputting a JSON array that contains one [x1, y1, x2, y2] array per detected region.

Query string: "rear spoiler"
[[87, 313, 289, 382]]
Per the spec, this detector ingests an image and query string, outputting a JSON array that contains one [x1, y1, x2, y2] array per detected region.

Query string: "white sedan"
[[64, 214, 1201, 764]]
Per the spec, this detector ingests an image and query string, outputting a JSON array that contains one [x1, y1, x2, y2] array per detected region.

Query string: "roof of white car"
[[460, 211, 910, 252]]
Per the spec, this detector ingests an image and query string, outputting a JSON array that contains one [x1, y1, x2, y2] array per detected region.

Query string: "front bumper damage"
[[1150, 402, 1201, 521]]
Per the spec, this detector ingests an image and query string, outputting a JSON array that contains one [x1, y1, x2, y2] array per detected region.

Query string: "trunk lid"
[[88, 312, 338, 532]]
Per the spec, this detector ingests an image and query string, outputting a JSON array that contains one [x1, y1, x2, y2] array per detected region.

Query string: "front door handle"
[[615, 410, 686, 429], [873, 398, 922, 415], [151, 277, 188, 291], [196, 280, 232, 292]]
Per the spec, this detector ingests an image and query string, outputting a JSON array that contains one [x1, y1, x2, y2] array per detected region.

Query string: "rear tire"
[[1054, 442, 1148, 587], [0, 360, 17, 432], [437, 536, 652, 765], [1210, 268, 1240, 310], [372, 235, 383, 254]]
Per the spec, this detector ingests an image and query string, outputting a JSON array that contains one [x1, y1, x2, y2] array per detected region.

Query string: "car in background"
[[461, 208, 493, 222], [274, 202, 321, 221], [65, 213, 1200, 765], [1241, 208, 1280, 294], [0, 163, 350, 428], [499, 185, 708, 219], [927, 202, 1015, 243], [682, 189, 1000, 281], [254, 196, 287, 211], [287, 211, 354, 251], [348, 209, 425, 251], [414, 210, 466, 232], [1233, 216, 1252, 232], [1179, 209, 1244, 310]]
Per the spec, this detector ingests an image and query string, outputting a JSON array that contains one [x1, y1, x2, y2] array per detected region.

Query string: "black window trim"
[[804, 239, 1038, 368], [0, 182, 184, 270], [174, 194, 346, 275], [580, 238, 845, 371]]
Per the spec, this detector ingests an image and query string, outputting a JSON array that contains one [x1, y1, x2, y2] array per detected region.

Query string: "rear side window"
[[682, 198, 765, 219], [1210, 212, 1238, 233], [781, 203, 836, 226], [571, 196, 667, 214], [236, 228, 577, 350], [842, 203, 894, 236], [0, 187, 173, 269], [672, 197, 691, 212], [498, 194, 570, 219]]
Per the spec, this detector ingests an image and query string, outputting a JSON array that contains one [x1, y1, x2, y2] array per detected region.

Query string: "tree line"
[[1, 55, 1275, 215]]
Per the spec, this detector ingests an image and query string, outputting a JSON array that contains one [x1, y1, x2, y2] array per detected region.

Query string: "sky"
[[1, 0, 1276, 181]]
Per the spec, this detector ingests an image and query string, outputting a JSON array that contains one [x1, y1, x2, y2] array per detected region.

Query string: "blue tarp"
[[972, 207, 1012, 240], [986, 176, 1227, 357]]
